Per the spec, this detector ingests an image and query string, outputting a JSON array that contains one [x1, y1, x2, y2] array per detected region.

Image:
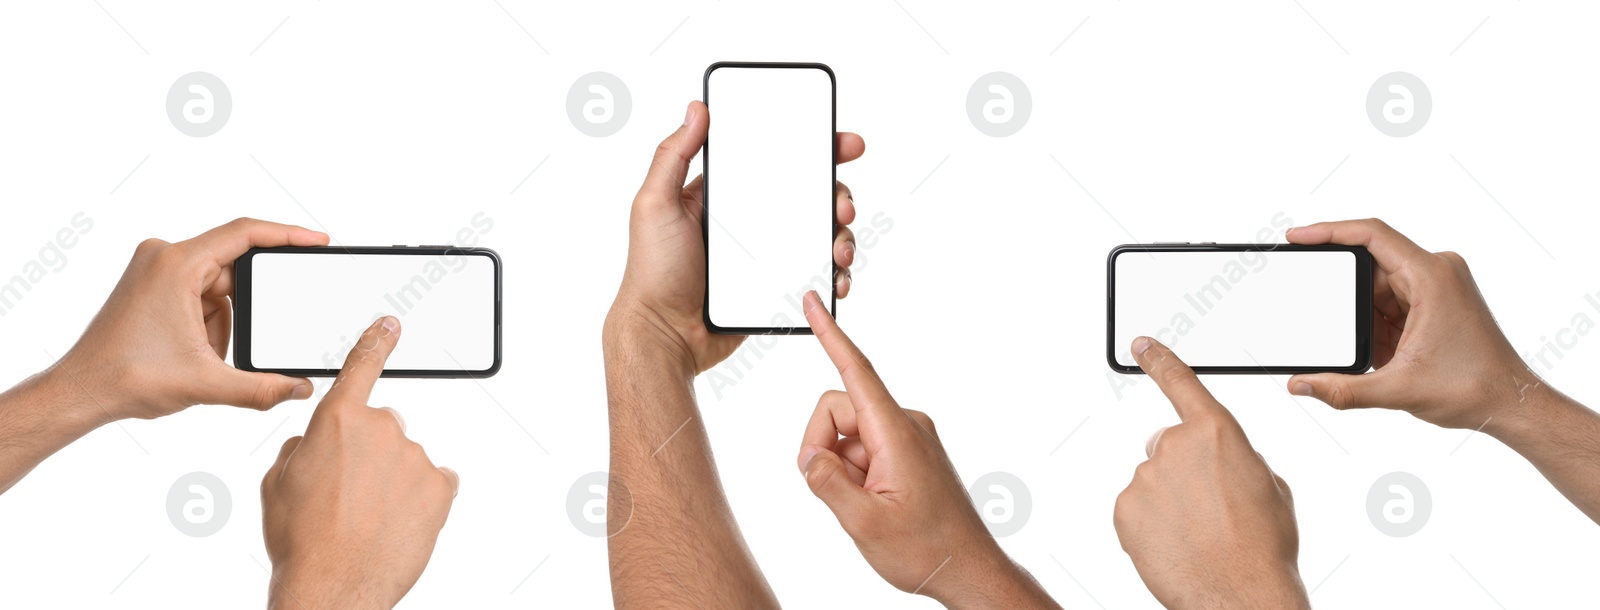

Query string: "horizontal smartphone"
[[702, 61, 837, 335], [1107, 243, 1372, 374], [233, 246, 501, 378]]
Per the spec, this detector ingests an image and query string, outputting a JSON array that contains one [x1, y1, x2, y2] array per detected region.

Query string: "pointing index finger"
[[1131, 336, 1225, 423], [321, 317, 402, 410], [803, 291, 902, 425]]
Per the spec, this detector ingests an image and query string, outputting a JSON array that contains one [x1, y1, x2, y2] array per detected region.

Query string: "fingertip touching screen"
[[704, 63, 835, 333], [246, 251, 498, 374], [1112, 248, 1359, 370]]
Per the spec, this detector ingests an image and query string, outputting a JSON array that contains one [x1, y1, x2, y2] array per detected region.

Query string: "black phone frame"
[[1105, 243, 1373, 375], [701, 61, 837, 336], [233, 245, 503, 378]]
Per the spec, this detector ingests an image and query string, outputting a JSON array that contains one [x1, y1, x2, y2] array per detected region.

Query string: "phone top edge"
[[1109, 243, 1371, 252], [241, 245, 501, 256]]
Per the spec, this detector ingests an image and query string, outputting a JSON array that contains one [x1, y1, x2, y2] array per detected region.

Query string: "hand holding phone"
[[57, 218, 325, 420], [603, 98, 863, 375], [1284, 219, 1536, 428]]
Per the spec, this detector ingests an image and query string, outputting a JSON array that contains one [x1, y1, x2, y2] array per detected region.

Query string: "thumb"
[[1288, 370, 1397, 412], [638, 101, 707, 209], [202, 366, 313, 411], [799, 445, 872, 528]]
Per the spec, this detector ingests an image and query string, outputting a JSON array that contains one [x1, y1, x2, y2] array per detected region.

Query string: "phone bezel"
[[1105, 243, 1373, 375], [701, 61, 837, 336], [233, 245, 503, 378]]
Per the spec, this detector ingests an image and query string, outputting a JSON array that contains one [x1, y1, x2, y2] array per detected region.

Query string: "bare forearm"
[[1493, 384, 1600, 524], [602, 323, 778, 609], [0, 368, 107, 495]]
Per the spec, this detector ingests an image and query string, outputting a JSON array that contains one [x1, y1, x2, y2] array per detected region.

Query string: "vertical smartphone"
[[1107, 243, 1373, 374], [233, 246, 502, 377], [702, 61, 836, 335]]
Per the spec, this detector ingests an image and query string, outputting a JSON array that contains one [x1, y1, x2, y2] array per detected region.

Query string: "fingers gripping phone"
[[702, 61, 837, 335], [1107, 243, 1373, 374], [233, 246, 502, 378]]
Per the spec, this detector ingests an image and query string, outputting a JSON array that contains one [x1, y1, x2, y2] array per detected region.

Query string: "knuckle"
[[652, 141, 680, 166], [1112, 488, 1135, 529], [1156, 364, 1191, 386], [249, 377, 279, 410], [904, 409, 936, 433], [1324, 381, 1355, 410], [134, 238, 168, 257], [804, 456, 842, 494], [1437, 251, 1469, 271]]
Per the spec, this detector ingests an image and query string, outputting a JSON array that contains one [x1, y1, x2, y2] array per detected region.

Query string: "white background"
[[706, 65, 835, 330], [2, 1, 1598, 608], [250, 252, 498, 372], [1113, 250, 1355, 368]]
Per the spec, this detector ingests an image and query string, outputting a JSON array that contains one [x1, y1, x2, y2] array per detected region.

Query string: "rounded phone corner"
[[703, 309, 740, 336], [1106, 351, 1140, 375], [233, 349, 257, 373], [477, 358, 503, 379]]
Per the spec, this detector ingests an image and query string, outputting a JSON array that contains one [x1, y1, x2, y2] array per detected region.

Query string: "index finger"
[[1286, 218, 1428, 276], [319, 316, 402, 411], [1130, 336, 1226, 423], [185, 217, 330, 267], [802, 290, 903, 425]]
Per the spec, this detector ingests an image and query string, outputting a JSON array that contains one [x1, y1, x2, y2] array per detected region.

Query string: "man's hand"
[[262, 317, 458, 610], [603, 100, 865, 376], [1287, 218, 1600, 524], [798, 291, 1059, 609], [1, 218, 326, 495], [57, 217, 327, 420], [1285, 218, 1531, 429], [604, 101, 866, 608], [1114, 337, 1308, 610]]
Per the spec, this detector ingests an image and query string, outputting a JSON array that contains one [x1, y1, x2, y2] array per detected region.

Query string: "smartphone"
[[702, 61, 836, 335], [233, 246, 502, 378], [1107, 243, 1373, 374]]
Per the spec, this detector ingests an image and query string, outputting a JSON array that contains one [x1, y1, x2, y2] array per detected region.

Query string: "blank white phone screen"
[[248, 253, 496, 372], [1113, 250, 1355, 368], [706, 66, 833, 330]]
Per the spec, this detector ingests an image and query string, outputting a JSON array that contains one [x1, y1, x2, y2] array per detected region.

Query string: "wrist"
[[603, 301, 697, 382], [269, 563, 389, 610], [20, 365, 116, 432], [1489, 378, 1587, 449], [925, 538, 1057, 610], [1218, 564, 1309, 610]]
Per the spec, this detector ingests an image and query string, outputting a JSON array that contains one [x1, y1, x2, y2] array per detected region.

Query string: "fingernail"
[[1291, 382, 1313, 396], [291, 383, 312, 400], [844, 242, 855, 261], [1133, 336, 1152, 355], [798, 446, 821, 474], [803, 291, 819, 313], [381, 316, 400, 334], [684, 102, 695, 126]]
